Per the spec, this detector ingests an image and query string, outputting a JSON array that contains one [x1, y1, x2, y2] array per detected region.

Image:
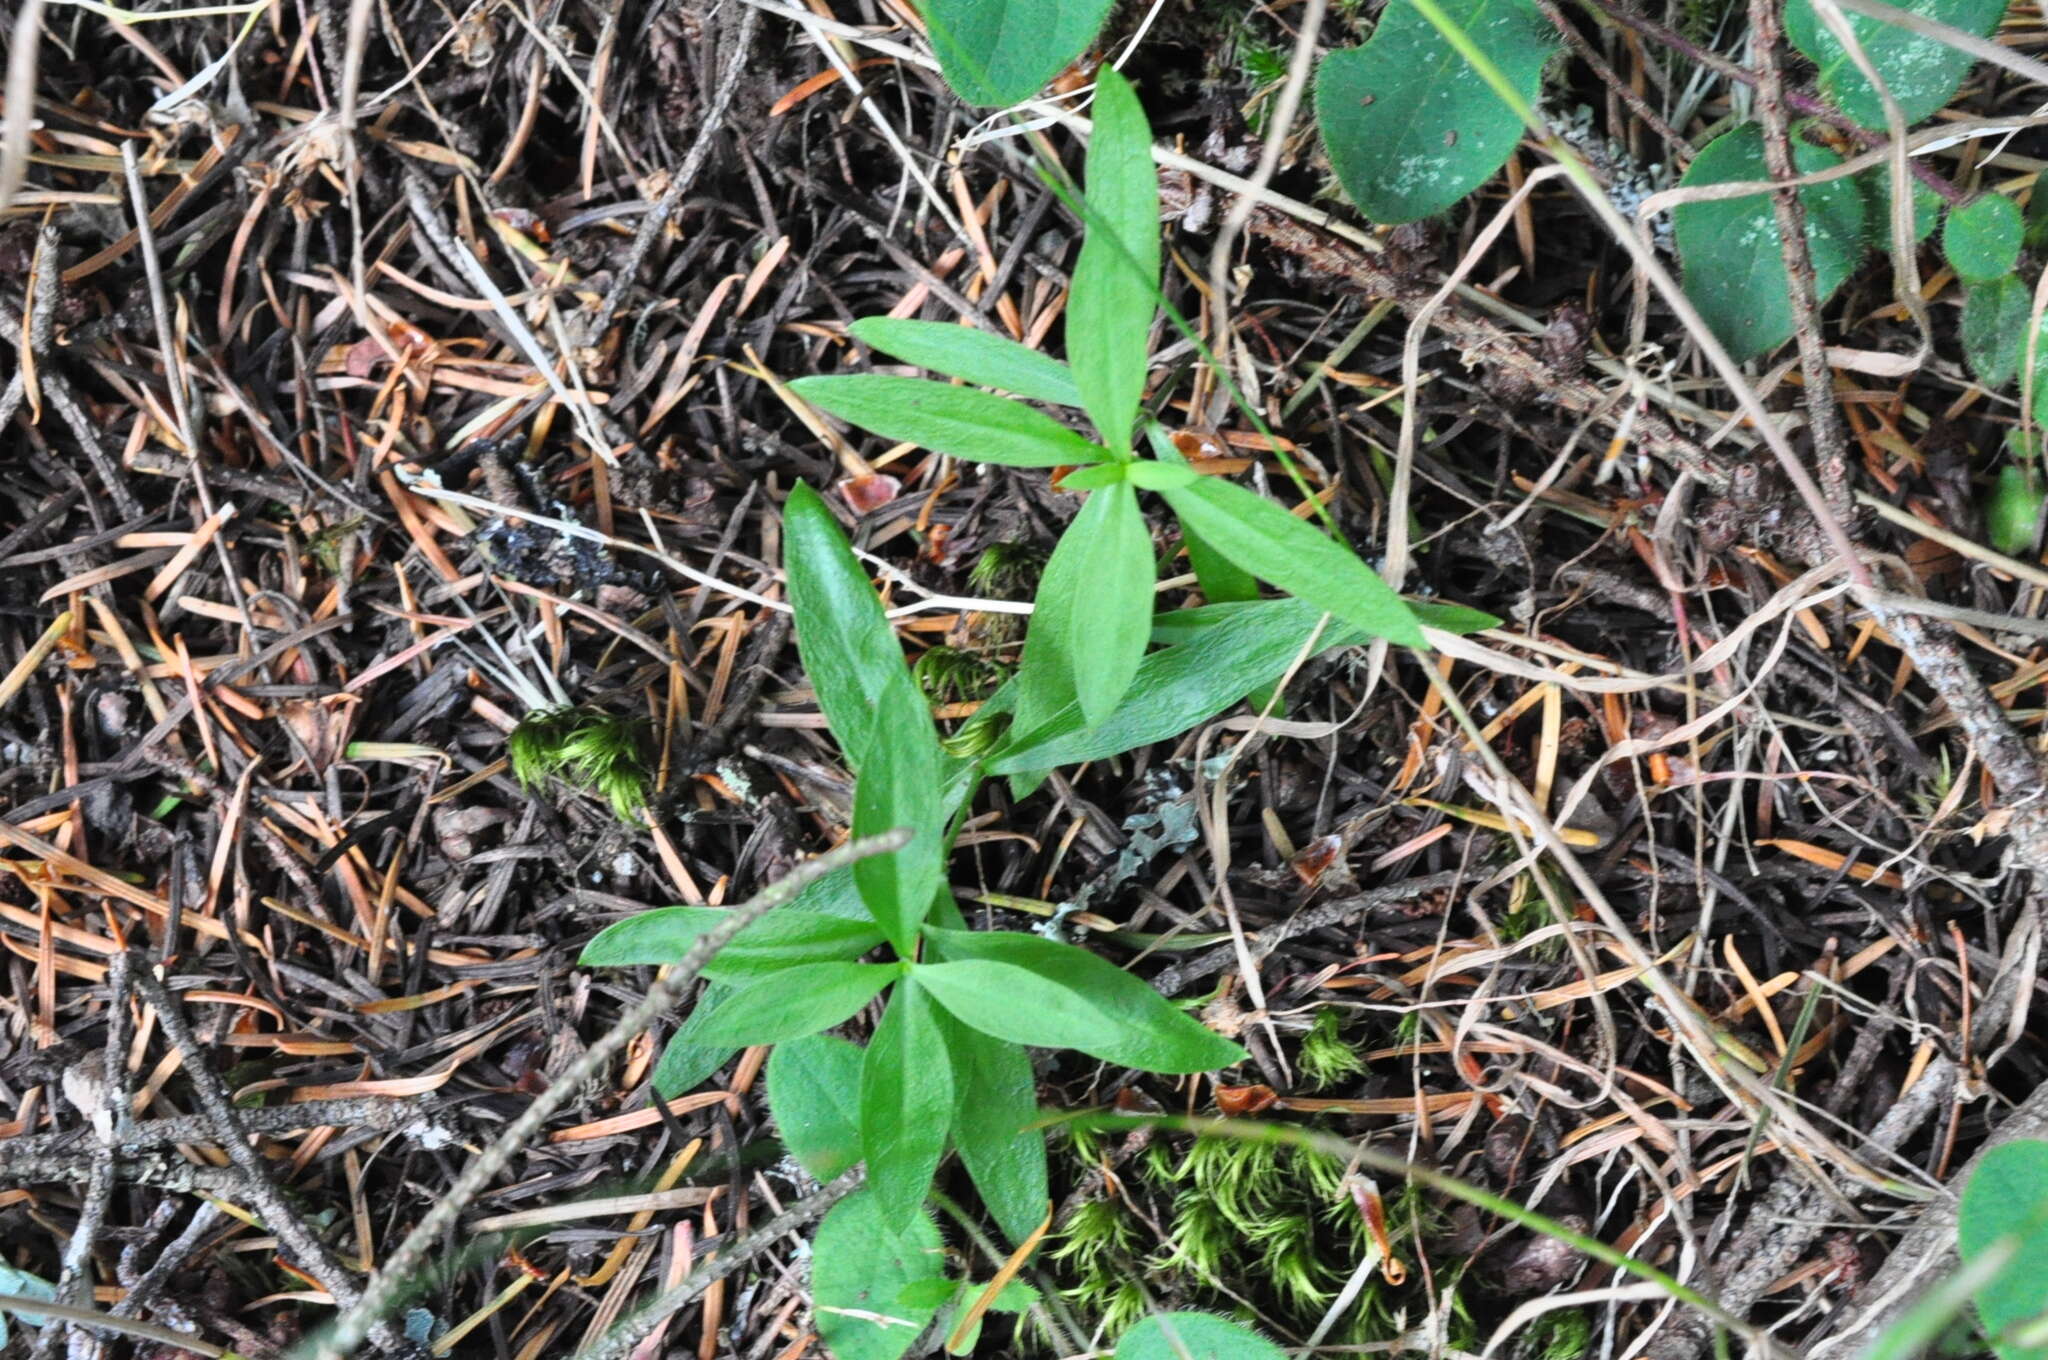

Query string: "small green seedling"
[[506, 705, 653, 821]]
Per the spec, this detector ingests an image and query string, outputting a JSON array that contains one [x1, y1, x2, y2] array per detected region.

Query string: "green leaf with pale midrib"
[[849, 317, 1082, 406], [1013, 481, 1154, 736], [914, 927, 1244, 1073], [792, 376, 1110, 468], [1066, 68, 1161, 448], [579, 907, 884, 978], [860, 980, 953, 1229], [1160, 477, 1425, 647], [684, 962, 896, 1048], [784, 483, 948, 951]]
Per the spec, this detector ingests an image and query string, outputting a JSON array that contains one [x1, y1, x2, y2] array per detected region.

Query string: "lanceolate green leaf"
[[941, 1012, 1049, 1245], [1314, 0, 1556, 224], [849, 318, 1082, 406], [992, 597, 1345, 771], [651, 982, 739, 1097], [1785, 0, 2009, 128], [767, 1034, 866, 1180], [1161, 477, 1425, 647], [861, 980, 954, 1228], [812, 1188, 947, 1360], [920, 0, 1115, 107], [685, 962, 895, 1048], [852, 722, 944, 953], [915, 928, 1245, 1073], [785, 483, 914, 771], [792, 376, 1110, 468], [1115, 1313, 1289, 1360], [1067, 68, 1161, 447], [784, 483, 949, 949], [1015, 482, 1154, 735], [579, 908, 884, 979], [1673, 125, 1867, 361]]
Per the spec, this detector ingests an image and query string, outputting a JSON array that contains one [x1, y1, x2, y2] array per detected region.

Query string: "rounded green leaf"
[[921, 0, 1115, 107], [1958, 1139, 2048, 1359], [1986, 465, 2046, 556], [767, 1034, 865, 1180], [812, 1188, 947, 1360], [1785, 0, 2009, 128], [1858, 163, 1942, 244], [1314, 0, 1556, 224], [1946, 194, 2024, 284], [1115, 1313, 1288, 1360], [1963, 274, 2032, 387], [1673, 125, 1868, 361]]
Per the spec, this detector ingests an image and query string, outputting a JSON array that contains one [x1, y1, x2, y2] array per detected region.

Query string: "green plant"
[[1672, 125, 1868, 362], [1958, 1139, 2048, 1360], [578, 65, 1500, 1360], [795, 72, 1489, 760], [506, 705, 653, 821], [1297, 1007, 1368, 1090]]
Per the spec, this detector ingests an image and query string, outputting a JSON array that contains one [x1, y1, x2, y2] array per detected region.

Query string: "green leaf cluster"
[[581, 66, 1497, 1360]]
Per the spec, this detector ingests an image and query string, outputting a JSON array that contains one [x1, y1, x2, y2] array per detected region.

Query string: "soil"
[[1, 0, 2045, 1357]]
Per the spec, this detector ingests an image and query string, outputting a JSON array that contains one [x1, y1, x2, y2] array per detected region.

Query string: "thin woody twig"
[[128, 960, 400, 1352], [1749, 0, 1856, 526], [570, 1170, 862, 1360], [315, 830, 911, 1359], [590, 2, 759, 340]]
